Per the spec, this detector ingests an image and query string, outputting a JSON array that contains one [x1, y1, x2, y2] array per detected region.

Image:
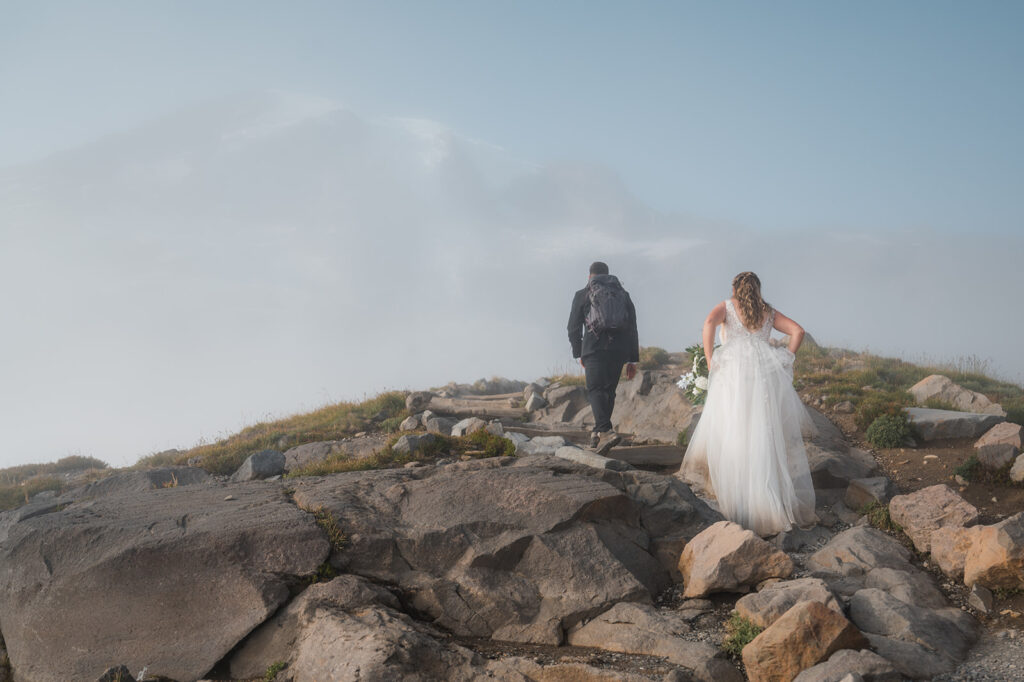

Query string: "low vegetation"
[[639, 346, 671, 370], [286, 430, 516, 478], [310, 507, 348, 551], [0, 455, 110, 512], [135, 392, 409, 475], [721, 612, 762, 656], [794, 345, 1024, 431], [265, 661, 288, 681], [859, 501, 903, 534], [865, 413, 912, 449]]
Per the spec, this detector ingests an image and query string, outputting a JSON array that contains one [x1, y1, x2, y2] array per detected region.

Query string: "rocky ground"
[[1, 364, 1022, 682]]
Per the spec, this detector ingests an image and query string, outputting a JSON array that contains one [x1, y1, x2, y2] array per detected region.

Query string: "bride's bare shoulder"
[[706, 300, 728, 324]]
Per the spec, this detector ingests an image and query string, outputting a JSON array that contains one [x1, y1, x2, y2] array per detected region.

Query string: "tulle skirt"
[[677, 340, 817, 536]]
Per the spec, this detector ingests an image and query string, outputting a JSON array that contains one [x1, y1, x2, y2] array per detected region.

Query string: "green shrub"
[[675, 431, 688, 448], [721, 612, 762, 656], [866, 413, 911, 449], [310, 507, 348, 551], [859, 501, 902, 533], [639, 346, 671, 370], [954, 455, 982, 482], [265, 661, 288, 681], [856, 395, 909, 431]]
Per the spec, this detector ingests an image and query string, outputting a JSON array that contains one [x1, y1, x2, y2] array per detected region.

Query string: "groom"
[[567, 262, 639, 454]]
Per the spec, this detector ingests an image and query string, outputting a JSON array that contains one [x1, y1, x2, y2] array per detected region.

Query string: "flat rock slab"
[[555, 445, 634, 471], [0, 482, 329, 682], [906, 407, 1005, 441], [793, 648, 903, 682], [807, 526, 914, 577], [611, 445, 684, 468]]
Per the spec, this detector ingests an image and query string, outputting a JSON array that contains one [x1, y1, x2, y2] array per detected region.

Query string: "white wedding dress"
[[677, 300, 817, 536]]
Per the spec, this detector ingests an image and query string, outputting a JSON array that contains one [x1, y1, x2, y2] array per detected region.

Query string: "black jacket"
[[567, 275, 640, 361]]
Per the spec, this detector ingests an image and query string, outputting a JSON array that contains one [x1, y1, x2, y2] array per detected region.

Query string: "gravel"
[[933, 628, 1024, 681]]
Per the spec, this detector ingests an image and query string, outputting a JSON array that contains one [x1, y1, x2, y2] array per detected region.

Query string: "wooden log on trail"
[[426, 396, 527, 420]]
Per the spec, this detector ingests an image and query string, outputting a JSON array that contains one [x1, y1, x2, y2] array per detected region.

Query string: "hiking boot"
[[595, 431, 622, 456], [588, 431, 600, 449]]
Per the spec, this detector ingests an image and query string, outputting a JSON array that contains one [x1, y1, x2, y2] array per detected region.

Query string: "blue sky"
[[3, 1, 1022, 235]]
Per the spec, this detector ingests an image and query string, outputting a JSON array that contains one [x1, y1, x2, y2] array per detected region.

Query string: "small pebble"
[[224, 495, 235, 501]]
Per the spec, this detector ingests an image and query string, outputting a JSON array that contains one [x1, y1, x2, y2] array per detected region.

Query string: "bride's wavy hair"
[[732, 271, 772, 330]]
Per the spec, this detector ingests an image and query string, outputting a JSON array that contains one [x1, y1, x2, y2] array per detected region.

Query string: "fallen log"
[[426, 396, 527, 420]]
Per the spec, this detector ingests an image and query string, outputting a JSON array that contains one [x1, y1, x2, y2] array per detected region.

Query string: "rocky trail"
[[1, 369, 1022, 682]]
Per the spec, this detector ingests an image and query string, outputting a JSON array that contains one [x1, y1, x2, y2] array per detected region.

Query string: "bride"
[[676, 272, 817, 536]]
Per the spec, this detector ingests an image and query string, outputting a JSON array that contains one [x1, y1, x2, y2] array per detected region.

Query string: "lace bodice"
[[722, 299, 774, 344]]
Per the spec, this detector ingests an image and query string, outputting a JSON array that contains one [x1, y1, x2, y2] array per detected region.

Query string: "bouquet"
[[677, 343, 711, 405]]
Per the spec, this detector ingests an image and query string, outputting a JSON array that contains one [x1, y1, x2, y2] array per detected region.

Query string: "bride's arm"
[[773, 310, 805, 354], [703, 302, 727, 367]]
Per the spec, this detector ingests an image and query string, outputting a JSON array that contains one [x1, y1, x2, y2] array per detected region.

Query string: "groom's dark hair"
[[589, 261, 609, 275]]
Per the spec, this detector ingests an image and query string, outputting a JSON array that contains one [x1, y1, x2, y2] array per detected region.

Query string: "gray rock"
[[399, 414, 421, 431], [849, 588, 979, 664], [283, 440, 345, 470], [0, 482, 330, 682], [525, 392, 549, 412], [968, 583, 994, 614], [1011, 453, 1024, 482], [470, 377, 528, 395], [425, 416, 456, 436], [889, 484, 979, 553], [863, 633, 959, 679], [406, 391, 435, 412], [611, 445, 685, 468], [230, 449, 285, 482], [503, 431, 530, 446], [863, 567, 948, 609], [609, 371, 701, 443], [288, 457, 718, 646], [451, 417, 488, 437], [909, 375, 1005, 416], [844, 477, 897, 511], [906, 407, 1005, 441], [834, 400, 856, 414], [567, 602, 742, 682], [807, 526, 914, 577], [392, 433, 438, 456], [554, 445, 634, 471], [484, 420, 504, 437], [772, 525, 834, 552], [793, 649, 903, 682], [514, 435, 567, 456], [977, 443, 1018, 469]]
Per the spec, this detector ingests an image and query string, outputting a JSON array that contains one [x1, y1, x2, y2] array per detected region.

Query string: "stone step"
[[608, 445, 684, 468], [905, 407, 1005, 441]]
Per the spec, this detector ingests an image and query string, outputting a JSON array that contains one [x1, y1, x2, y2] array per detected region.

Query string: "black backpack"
[[585, 276, 629, 335]]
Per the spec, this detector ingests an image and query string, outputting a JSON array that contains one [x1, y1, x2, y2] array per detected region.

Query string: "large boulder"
[[888, 485, 979, 553], [230, 449, 285, 481], [804, 409, 879, 502], [905, 407, 1005, 442], [843, 477, 896, 511], [1012, 454, 1024, 483], [963, 512, 1024, 590], [515, 436, 567, 456], [735, 577, 842, 629], [610, 370, 700, 443], [229, 574, 486, 681], [0, 482, 330, 682], [283, 435, 389, 471], [289, 456, 719, 645], [909, 375, 1005, 416], [849, 588, 978, 673], [741, 601, 869, 682], [451, 417, 488, 437], [678, 521, 794, 598], [974, 421, 1023, 469], [567, 602, 742, 682]]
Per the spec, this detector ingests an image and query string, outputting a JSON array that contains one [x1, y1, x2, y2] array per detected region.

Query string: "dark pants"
[[583, 350, 627, 433]]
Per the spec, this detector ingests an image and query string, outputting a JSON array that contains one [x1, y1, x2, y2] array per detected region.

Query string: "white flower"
[[677, 373, 694, 390], [692, 387, 700, 396], [695, 376, 709, 390]]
